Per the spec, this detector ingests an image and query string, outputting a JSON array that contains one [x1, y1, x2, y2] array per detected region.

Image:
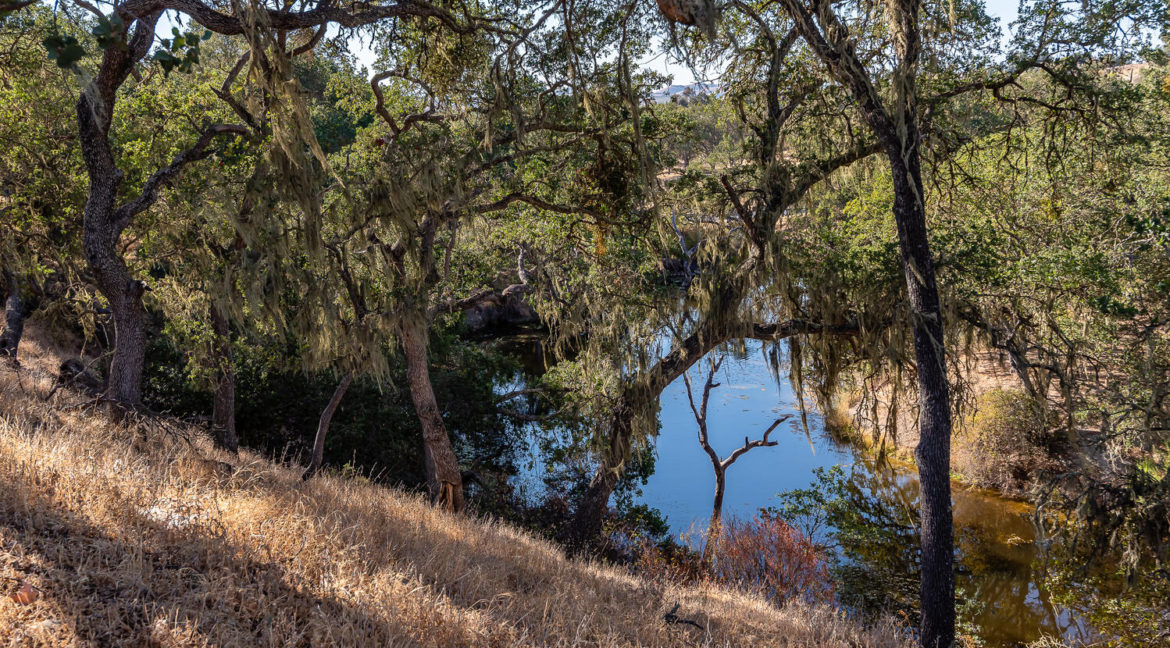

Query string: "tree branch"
[[747, 318, 860, 340], [114, 0, 477, 37], [684, 356, 725, 471], [112, 124, 248, 236], [722, 414, 790, 469]]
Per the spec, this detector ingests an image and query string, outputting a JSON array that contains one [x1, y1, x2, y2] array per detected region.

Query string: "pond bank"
[[828, 348, 1067, 499]]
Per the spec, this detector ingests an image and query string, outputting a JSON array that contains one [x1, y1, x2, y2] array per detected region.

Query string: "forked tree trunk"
[[79, 87, 150, 410], [302, 372, 352, 480], [210, 304, 239, 452], [1, 271, 24, 359], [399, 317, 465, 512]]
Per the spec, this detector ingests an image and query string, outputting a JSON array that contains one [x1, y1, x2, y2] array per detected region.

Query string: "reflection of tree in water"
[[775, 461, 1085, 646], [774, 464, 922, 624]]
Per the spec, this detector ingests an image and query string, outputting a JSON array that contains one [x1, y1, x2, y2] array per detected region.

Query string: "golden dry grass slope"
[[0, 324, 909, 647]]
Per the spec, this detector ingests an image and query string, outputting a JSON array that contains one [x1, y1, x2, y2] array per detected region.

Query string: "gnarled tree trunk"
[[1, 271, 24, 359], [75, 16, 160, 410], [400, 317, 465, 512], [302, 372, 352, 480], [210, 303, 238, 452], [76, 12, 242, 411]]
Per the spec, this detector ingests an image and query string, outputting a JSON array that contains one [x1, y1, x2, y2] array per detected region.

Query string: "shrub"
[[958, 389, 1054, 493], [631, 513, 834, 606], [710, 514, 835, 605]]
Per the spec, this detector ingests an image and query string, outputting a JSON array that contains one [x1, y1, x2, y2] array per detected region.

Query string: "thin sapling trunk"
[[302, 372, 353, 480]]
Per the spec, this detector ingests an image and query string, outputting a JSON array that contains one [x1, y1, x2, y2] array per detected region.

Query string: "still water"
[[632, 340, 1090, 647]]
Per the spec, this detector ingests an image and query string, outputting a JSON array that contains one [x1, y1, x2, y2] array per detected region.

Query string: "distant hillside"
[[650, 83, 721, 104], [0, 323, 908, 647]]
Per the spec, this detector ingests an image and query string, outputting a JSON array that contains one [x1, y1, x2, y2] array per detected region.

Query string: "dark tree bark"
[[890, 137, 955, 648], [210, 303, 238, 452], [400, 317, 466, 512], [1, 271, 25, 360], [75, 14, 159, 408], [777, 0, 956, 644], [302, 372, 353, 480], [75, 12, 250, 410], [706, 469, 726, 562]]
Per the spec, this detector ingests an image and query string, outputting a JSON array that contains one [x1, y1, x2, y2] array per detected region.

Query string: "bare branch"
[[723, 414, 789, 469], [684, 357, 725, 471]]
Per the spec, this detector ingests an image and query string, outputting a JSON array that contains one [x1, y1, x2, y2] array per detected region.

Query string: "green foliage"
[[773, 465, 922, 621], [90, 14, 124, 50], [1043, 527, 1170, 648], [42, 32, 83, 68], [153, 26, 211, 76], [3, 3, 1170, 644]]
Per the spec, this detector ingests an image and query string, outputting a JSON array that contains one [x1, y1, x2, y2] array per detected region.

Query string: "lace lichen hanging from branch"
[[234, 0, 335, 264]]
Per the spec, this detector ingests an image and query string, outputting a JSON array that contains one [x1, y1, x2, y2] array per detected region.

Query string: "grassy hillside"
[[0, 325, 908, 647]]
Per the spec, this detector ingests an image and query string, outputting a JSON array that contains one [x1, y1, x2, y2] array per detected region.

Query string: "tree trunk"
[[774, 1, 956, 639], [78, 93, 149, 409], [400, 317, 465, 512], [703, 468, 726, 564], [302, 372, 352, 480], [0, 271, 24, 360], [210, 304, 239, 452], [565, 408, 632, 546], [887, 140, 955, 648]]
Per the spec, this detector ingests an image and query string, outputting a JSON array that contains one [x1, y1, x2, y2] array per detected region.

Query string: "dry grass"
[[0, 324, 910, 647]]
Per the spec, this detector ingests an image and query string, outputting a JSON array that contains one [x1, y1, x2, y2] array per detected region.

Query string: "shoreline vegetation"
[[2, 0, 1167, 644], [828, 347, 1062, 501]]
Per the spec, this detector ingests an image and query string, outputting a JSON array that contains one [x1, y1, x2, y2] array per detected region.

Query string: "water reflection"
[[632, 340, 1088, 647], [507, 337, 1092, 646]]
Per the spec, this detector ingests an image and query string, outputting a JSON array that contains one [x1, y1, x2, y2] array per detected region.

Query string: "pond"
[[513, 337, 1094, 647]]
